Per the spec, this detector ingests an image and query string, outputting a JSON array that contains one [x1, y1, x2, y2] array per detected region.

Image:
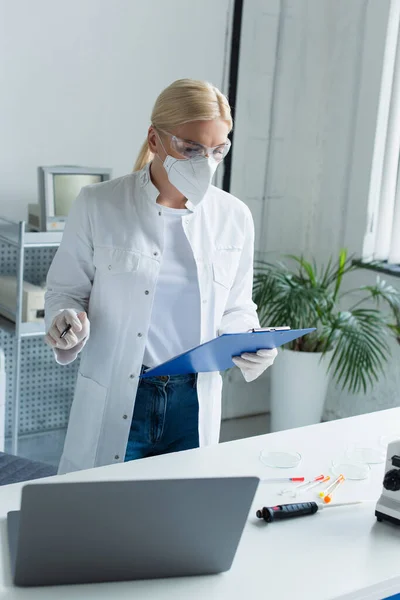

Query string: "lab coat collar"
[[139, 163, 160, 205], [139, 162, 198, 213]]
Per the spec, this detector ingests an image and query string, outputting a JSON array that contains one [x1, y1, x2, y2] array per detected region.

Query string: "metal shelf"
[[24, 231, 63, 248], [0, 315, 15, 336], [0, 219, 62, 248], [0, 317, 46, 337], [21, 321, 46, 337], [0, 217, 62, 454], [0, 303, 16, 324]]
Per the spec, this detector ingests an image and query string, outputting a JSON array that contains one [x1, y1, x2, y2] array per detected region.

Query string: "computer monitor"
[[29, 166, 112, 232]]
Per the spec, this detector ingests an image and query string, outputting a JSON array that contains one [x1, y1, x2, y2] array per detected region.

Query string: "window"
[[363, 0, 400, 266]]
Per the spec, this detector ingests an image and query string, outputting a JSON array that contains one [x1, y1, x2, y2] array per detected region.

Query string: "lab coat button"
[[114, 455, 120, 460], [153, 251, 159, 256], [129, 374, 135, 379], [108, 265, 112, 270], [123, 414, 128, 419], [145, 290, 149, 295], [137, 333, 142, 337]]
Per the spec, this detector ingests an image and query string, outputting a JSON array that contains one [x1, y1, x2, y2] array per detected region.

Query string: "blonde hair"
[[133, 79, 232, 171]]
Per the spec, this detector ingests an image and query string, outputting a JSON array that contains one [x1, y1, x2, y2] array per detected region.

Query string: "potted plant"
[[253, 250, 400, 431]]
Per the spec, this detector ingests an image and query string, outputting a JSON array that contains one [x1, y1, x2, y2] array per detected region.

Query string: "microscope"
[[376, 440, 400, 525]]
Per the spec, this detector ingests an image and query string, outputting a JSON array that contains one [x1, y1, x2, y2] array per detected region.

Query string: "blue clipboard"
[[141, 327, 316, 378]]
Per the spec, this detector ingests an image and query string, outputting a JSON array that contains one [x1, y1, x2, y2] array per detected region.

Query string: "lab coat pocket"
[[212, 248, 241, 290], [63, 372, 107, 469], [93, 246, 140, 274]]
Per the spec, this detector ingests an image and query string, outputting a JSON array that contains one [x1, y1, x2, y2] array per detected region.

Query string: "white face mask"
[[163, 155, 218, 207], [156, 135, 219, 207]]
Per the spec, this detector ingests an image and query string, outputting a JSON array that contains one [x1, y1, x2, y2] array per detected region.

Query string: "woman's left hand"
[[232, 348, 278, 383]]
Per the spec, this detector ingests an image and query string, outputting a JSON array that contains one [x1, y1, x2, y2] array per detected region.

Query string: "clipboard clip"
[[251, 326, 291, 333]]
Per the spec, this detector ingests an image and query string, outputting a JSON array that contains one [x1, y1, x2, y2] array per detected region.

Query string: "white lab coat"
[[45, 163, 259, 474]]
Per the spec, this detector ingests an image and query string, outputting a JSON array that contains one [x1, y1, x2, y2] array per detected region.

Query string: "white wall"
[[0, 0, 232, 221], [226, 0, 400, 420], [233, 0, 391, 259]]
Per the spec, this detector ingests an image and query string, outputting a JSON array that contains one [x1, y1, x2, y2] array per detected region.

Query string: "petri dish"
[[259, 450, 301, 468], [331, 460, 370, 480], [346, 447, 385, 465]]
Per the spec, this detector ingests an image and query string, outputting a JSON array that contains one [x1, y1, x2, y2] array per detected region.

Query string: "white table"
[[0, 409, 400, 600]]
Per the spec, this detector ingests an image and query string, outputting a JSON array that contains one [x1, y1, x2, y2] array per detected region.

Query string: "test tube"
[[323, 475, 345, 503], [319, 474, 344, 499]]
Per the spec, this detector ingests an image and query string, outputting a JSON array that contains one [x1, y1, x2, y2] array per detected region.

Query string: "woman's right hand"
[[45, 309, 90, 351]]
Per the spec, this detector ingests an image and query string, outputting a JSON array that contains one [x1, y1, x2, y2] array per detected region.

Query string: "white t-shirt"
[[143, 205, 201, 368]]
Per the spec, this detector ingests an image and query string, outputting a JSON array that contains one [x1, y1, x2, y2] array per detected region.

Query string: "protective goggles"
[[157, 128, 231, 162]]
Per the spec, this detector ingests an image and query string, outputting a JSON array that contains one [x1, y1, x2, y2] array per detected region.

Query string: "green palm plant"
[[253, 250, 400, 394]]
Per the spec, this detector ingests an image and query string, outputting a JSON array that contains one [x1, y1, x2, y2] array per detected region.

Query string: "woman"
[[45, 79, 277, 474]]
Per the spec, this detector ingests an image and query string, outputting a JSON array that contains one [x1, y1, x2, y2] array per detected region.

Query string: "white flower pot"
[[270, 349, 331, 432]]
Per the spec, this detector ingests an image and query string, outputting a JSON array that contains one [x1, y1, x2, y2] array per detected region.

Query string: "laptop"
[[7, 476, 259, 587]]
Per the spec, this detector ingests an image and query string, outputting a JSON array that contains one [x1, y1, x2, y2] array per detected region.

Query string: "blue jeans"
[[124, 369, 199, 461]]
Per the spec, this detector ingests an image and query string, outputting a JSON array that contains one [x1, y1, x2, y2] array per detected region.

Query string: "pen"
[[60, 324, 72, 339]]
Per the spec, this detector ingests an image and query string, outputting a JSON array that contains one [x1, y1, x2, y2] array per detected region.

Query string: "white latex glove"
[[232, 348, 278, 383], [45, 310, 90, 365]]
